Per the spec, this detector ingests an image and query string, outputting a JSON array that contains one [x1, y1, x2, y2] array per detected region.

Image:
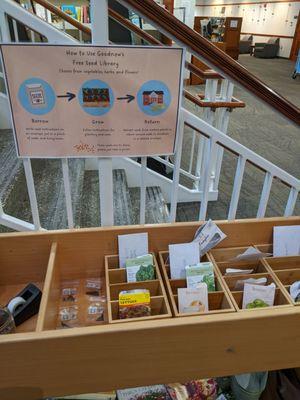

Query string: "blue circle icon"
[[137, 80, 171, 116], [78, 79, 114, 116], [18, 78, 56, 115]]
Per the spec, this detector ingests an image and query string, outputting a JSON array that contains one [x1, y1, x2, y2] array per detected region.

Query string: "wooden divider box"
[[105, 253, 171, 323], [208, 245, 293, 311], [263, 256, 300, 306], [158, 251, 235, 316], [0, 239, 53, 333], [37, 242, 109, 331]]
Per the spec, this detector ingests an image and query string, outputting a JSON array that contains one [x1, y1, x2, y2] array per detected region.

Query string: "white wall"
[[195, 0, 300, 58], [174, 0, 196, 29]]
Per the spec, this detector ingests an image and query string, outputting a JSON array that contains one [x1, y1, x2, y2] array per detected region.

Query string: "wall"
[[195, 0, 300, 58], [174, 0, 196, 29]]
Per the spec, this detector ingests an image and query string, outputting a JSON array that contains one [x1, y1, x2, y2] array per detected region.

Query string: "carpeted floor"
[[176, 55, 300, 222]]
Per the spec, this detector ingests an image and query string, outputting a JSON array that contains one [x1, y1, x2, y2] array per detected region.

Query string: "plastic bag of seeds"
[[61, 280, 80, 303], [58, 306, 79, 329]]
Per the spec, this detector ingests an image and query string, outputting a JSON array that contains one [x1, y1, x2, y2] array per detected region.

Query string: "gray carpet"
[[176, 55, 300, 222]]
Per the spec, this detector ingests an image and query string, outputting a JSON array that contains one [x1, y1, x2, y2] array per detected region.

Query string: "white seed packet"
[[118, 232, 148, 267], [290, 281, 300, 302], [234, 277, 267, 291], [228, 246, 271, 262], [169, 242, 200, 279], [273, 225, 300, 257], [193, 219, 226, 257], [225, 268, 254, 276], [178, 284, 208, 314], [242, 283, 276, 309]]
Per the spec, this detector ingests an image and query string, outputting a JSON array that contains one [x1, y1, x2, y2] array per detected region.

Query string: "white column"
[[91, 0, 114, 226]]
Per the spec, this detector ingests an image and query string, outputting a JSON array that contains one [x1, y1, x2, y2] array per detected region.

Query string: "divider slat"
[[36, 242, 58, 332]]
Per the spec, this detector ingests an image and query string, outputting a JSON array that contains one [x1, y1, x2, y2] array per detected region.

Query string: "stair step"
[[48, 159, 85, 230], [3, 157, 85, 230], [0, 130, 22, 203], [79, 169, 134, 227], [129, 186, 170, 224], [113, 169, 134, 226], [79, 170, 100, 228]]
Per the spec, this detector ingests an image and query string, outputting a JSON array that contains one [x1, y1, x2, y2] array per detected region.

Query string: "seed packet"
[[290, 281, 300, 302], [58, 306, 79, 328], [228, 246, 272, 262], [117, 385, 172, 400], [184, 378, 218, 399], [86, 302, 105, 323], [242, 283, 276, 309], [178, 284, 208, 314], [119, 289, 151, 319], [61, 280, 79, 303], [185, 262, 215, 291], [125, 254, 155, 282], [193, 219, 226, 257], [233, 277, 267, 291], [225, 268, 254, 276]]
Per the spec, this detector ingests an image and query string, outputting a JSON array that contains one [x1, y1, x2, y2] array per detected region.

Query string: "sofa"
[[254, 38, 280, 58], [239, 35, 253, 54]]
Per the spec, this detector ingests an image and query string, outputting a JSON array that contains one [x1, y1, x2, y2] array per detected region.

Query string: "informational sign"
[[0, 44, 184, 158]]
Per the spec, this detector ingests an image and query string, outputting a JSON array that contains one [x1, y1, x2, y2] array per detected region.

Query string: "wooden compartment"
[[264, 256, 300, 305], [231, 288, 291, 310], [255, 244, 273, 255], [0, 239, 54, 333], [158, 251, 235, 316], [105, 254, 171, 323], [0, 217, 300, 400], [223, 272, 275, 291], [37, 242, 109, 331], [221, 268, 293, 310], [214, 259, 270, 276], [264, 256, 300, 271], [209, 246, 258, 263]]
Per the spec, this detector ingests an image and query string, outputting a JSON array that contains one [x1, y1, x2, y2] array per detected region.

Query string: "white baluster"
[[284, 187, 298, 217], [256, 172, 273, 218], [169, 117, 185, 222], [0, 7, 11, 42], [227, 155, 246, 220], [62, 158, 74, 229], [199, 138, 218, 221], [139, 157, 147, 224], [23, 158, 41, 230], [91, 0, 114, 226]]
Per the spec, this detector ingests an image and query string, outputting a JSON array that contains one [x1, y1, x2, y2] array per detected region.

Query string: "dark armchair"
[[254, 38, 280, 58], [239, 35, 253, 54]]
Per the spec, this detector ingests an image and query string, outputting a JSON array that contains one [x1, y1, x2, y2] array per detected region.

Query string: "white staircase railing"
[[0, 0, 298, 232]]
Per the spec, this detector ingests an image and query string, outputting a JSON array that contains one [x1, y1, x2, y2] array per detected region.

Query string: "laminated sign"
[[0, 44, 184, 158]]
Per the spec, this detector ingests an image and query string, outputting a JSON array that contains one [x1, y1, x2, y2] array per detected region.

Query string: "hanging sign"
[[0, 44, 184, 158]]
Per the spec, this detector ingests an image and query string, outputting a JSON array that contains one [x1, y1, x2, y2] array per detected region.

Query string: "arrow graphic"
[[57, 92, 76, 102], [117, 94, 135, 103]]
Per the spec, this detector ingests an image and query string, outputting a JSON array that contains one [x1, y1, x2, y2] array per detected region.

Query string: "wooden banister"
[[32, 0, 222, 82], [184, 90, 246, 109], [121, 0, 300, 125]]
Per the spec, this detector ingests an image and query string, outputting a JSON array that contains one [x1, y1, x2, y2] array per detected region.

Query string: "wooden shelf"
[[0, 216, 300, 400]]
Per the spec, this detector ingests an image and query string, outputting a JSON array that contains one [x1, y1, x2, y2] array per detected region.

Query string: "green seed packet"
[[185, 262, 215, 292], [125, 254, 155, 282]]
